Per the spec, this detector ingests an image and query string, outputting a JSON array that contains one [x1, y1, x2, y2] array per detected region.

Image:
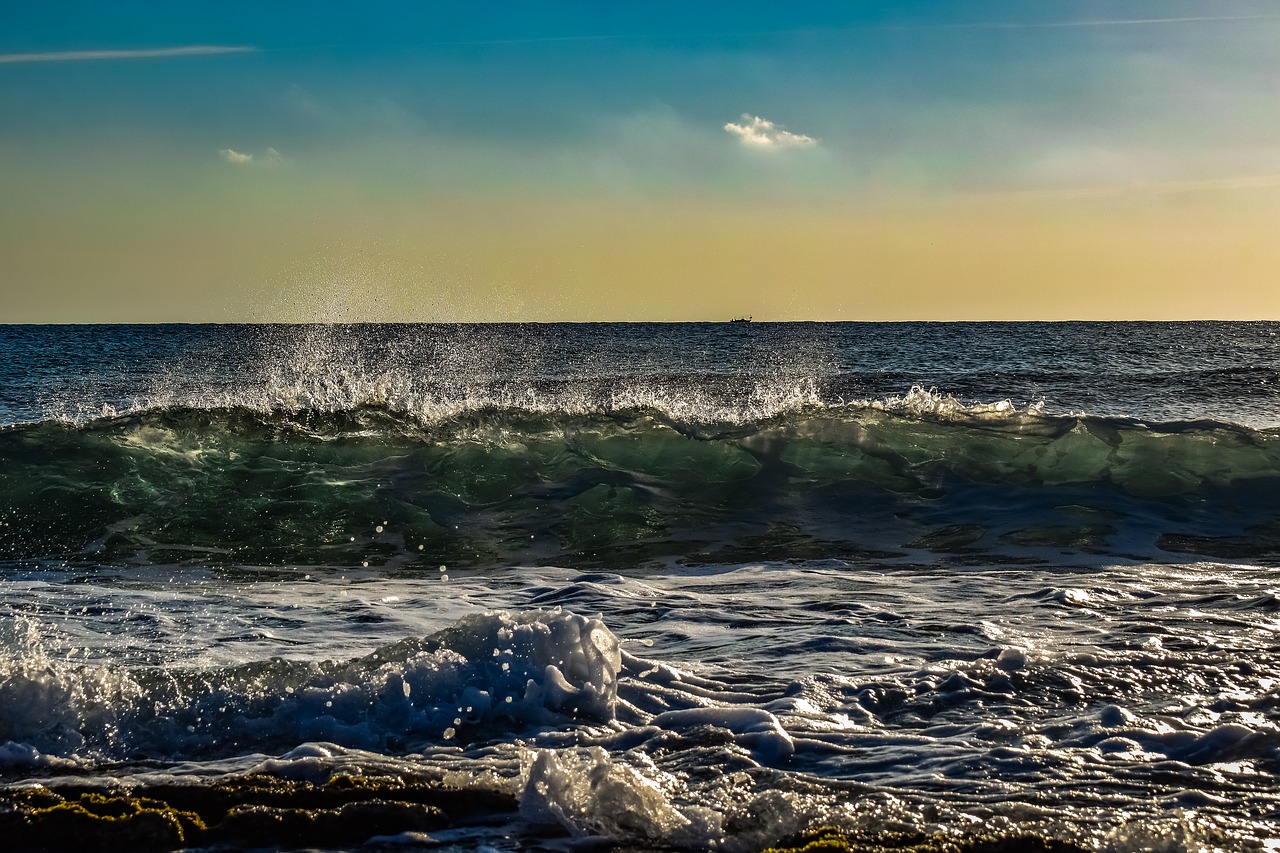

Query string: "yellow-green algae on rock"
[[7, 790, 205, 851], [0, 772, 515, 852], [761, 825, 1090, 853]]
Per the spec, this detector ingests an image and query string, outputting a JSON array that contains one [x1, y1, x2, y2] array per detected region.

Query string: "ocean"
[[1, 321, 1278, 852]]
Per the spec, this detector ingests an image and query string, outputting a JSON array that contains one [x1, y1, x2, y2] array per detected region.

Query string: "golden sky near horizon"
[[5, 181, 1279, 322]]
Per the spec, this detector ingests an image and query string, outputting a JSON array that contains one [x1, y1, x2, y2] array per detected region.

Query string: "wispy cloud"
[[949, 14, 1280, 30], [0, 45, 255, 65], [220, 147, 283, 167], [960, 173, 1280, 203], [724, 115, 816, 150], [1050, 173, 1280, 197]]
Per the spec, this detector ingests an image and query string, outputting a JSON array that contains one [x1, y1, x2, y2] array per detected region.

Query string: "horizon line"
[[3, 319, 1276, 327]]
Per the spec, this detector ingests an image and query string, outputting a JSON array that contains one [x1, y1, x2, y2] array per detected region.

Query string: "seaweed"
[[0, 772, 515, 852], [762, 825, 1091, 853]]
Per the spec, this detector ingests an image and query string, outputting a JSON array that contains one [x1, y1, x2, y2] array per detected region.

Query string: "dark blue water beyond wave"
[[3, 322, 1280, 852]]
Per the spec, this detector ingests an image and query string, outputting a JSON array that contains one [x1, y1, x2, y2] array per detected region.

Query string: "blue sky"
[[3, 2, 1279, 320]]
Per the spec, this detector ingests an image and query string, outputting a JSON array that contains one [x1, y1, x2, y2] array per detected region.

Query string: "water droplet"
[[418, 544, 424, 551], [440, 574, 449, 582], [402, 681, 411, 698], [443, 727, 456, 739], [375, 525, 384, 533]]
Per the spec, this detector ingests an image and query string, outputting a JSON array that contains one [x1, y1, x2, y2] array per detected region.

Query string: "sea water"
[[1, 322, 1279, 851]]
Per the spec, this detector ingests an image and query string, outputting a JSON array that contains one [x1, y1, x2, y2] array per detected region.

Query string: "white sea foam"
[[0, 609, 623, 760], [519, 747, 718, 844], [868, 385, 1045, 419], [4, 556, 1280, 849], [50, 375, 1060, 432]]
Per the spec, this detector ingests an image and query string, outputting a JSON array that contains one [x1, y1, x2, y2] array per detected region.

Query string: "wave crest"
[[6, 387, 1280, 567]]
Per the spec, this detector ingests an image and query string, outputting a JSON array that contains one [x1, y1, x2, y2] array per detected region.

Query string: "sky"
[[2, 1, 1279, 322]]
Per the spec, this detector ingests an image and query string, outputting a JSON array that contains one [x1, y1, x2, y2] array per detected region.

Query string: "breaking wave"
[[3, 390, 1279, 566]]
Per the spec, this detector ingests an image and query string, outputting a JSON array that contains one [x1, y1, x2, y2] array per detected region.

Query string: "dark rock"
[[211, 799, 446, 847], [760, 826, 1091, 853], [0, 772, 516, 852]]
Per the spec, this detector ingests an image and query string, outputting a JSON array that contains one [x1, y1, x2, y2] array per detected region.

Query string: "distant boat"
[[729, 316, 752, 323]]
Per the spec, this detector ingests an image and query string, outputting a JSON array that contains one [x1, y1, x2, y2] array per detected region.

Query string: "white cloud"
[[220, 147, 285, 167], [724, 115, 816, 150], [0, 45, 254, 64]]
